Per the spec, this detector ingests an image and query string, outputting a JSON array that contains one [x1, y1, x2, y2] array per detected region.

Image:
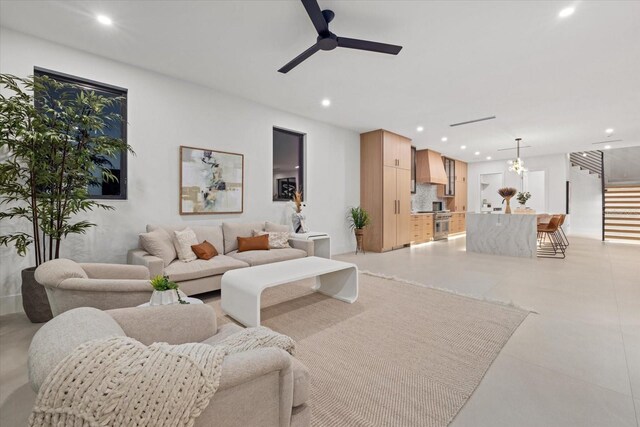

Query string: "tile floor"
[[0, 236, 638, 426]]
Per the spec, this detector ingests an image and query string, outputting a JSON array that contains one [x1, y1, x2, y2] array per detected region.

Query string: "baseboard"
[[0, 294, 23, 316]]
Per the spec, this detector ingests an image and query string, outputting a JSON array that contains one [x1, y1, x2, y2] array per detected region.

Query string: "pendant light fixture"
[[509, 138, 527, 175]]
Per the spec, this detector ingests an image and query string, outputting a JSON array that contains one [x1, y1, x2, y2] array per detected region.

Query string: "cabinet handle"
[[398, 200, 400, 214]]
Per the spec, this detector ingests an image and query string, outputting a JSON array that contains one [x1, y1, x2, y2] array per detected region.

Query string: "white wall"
[[468, 154, 568, 216], [569, 167, 602, 238], [0, 29, 360, 314]]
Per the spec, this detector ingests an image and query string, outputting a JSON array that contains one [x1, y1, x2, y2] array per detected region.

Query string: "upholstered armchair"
[[34, 258, 152, 316], [28, 304, 310, 427]]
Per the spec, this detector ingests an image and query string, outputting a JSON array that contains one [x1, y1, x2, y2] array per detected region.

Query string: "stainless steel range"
[[433, 211, 452, 240]]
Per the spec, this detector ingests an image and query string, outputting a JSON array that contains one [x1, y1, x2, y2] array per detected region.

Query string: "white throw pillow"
[[173, 228, 198, 262], [253, 230, 291, 249]]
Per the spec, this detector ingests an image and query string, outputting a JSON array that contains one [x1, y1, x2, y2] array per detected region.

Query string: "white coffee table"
[[221, 256, 358, 327]]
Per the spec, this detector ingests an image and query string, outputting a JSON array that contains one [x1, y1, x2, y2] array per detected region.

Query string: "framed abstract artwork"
[[180, 146, 244, 214], [276, 177, 297, 200]]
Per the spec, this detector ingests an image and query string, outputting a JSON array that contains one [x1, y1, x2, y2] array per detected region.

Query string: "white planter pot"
[[149, 289, 187, 306]]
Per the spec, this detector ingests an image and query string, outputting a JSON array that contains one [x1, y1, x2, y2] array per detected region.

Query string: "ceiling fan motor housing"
[[317, 32, 338, 50]]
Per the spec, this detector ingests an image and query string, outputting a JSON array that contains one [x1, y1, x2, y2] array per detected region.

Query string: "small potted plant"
[[149, 275, 189, 306], [517, 191, 531, 208], [348, 206, 371, 254], [497, 187, 518, 214], [290, 189, 308, 233]]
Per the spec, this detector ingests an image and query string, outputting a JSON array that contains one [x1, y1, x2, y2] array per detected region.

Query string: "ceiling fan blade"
[[278, 43, 320, 74], [337, 37, 403, 55], [301, 0, 328, 35]]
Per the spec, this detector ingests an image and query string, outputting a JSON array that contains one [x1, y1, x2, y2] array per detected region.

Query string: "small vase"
[[505, 197, 512, 214], [150, 289, 187, 306], [354, 229, 365, 254], [292, 212, 308, 234]]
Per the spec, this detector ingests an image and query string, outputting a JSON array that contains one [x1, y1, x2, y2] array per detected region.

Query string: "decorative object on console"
[[0, 74, 133, 322], [497, 187, 518, 214], [149, 275, 189, 305], [180, 145, 244, 214], [291, 189, 309, 233], [347, 206, 371, 254]]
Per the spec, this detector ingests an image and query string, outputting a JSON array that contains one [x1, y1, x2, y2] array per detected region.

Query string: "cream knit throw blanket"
[[29, 326, 295, 427]]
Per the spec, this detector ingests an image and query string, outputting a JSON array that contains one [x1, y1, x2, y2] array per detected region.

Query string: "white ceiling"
[[1, 0, 639, 162]]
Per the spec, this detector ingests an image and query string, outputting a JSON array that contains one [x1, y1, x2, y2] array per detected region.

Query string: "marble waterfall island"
[[466, 213, 537, 258]]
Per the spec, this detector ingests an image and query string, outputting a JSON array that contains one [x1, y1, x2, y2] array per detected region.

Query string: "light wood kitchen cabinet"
[[361, 129, 412, 252], [450, 212, 466, 234], [410, 214, 435, 243], [454, 160, 467, 212]]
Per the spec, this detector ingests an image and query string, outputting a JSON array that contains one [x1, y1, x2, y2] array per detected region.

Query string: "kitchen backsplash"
[[412, 183, 444, 211]]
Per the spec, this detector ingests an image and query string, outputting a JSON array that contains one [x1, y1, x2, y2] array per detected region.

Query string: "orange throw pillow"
[[191, 240, 219, 260], [237, 234, 270, 252]]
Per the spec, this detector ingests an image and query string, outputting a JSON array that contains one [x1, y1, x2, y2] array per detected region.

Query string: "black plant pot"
[[21, 267, 53, 323]]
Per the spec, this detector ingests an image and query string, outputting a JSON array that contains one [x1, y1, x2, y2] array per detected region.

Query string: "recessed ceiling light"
[[558, 7, 575, 18], [486, 156, 492, 160], [441, 137, 448, 142], [605, 128, 614, 134], [295, 165, 300, 169], [416, 126, 424, 132], [460, 145, 466, 150], [321, 98, 331, 107], [96, 14, 113, 26], [474, 151, 480, 156], [582, 152, 588, 157], [604, 145, 611, 150]]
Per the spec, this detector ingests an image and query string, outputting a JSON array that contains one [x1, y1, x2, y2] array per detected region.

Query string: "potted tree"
[[0, 74, 133, 322], [348, 206, 371, 254]]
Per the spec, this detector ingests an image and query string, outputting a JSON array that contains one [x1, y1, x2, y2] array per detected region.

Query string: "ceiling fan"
[[278, 0, 403, 74]]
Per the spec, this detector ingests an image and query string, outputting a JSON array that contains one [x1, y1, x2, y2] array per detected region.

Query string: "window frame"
[[33, 67, 129, 200], [272, 126, 306, 202]]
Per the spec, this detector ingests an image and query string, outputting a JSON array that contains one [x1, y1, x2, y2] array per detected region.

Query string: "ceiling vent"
[[449, 116, 496, 127], [592, 139, 623, 145]]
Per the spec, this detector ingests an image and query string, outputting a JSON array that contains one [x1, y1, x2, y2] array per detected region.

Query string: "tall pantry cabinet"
[[360, 130, 412, 252]]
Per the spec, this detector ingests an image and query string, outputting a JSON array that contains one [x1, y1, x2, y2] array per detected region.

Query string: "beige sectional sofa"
[[127, 221, 314, 296]]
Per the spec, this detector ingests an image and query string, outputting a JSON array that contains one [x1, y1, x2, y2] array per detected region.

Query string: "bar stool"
[[537, 215, 566, 259], [557, 214, 569, 248]]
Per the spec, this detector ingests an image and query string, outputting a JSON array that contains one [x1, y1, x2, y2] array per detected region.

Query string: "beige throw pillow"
[[139, 229, 177, 267], [253, 230, 291, 249], [173, 228, 198, 262]]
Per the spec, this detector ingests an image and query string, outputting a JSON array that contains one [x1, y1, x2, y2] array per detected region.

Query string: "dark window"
[[34, 67, 128, 199], [273, 127, 305, 201]]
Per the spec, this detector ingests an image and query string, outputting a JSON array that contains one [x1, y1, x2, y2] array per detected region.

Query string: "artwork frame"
[[276, 177, 297, 201], [179, 145, 244, 215]]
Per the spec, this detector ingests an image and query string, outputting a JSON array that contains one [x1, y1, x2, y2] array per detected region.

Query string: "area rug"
[[214, 273, 529, 427]]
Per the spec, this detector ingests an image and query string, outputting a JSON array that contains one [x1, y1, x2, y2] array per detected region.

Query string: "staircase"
[[569, 151, 603, 177], [604, 185, 640, 242]]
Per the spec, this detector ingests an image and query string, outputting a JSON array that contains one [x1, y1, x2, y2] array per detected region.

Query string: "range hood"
[[416, 149, 447, 185]]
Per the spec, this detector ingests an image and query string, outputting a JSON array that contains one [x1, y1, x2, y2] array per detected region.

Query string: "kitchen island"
[[466, 213, 537, 258]]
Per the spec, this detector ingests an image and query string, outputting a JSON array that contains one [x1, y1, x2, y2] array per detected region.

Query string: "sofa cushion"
[[147, 224, 224, 256], [265, 221, 291, 233], [222, 222, 265, 254], [34, 258, 88, 288], [173, 228, 198, 262], [164, 255, 249, 282], [139, 229, 177, 267], [227, 248, 306, 266], [28, 307, 126, 392], [237, 235, 270, 252], [191, 241, 219, 260], [254, 230, 291, 249]]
